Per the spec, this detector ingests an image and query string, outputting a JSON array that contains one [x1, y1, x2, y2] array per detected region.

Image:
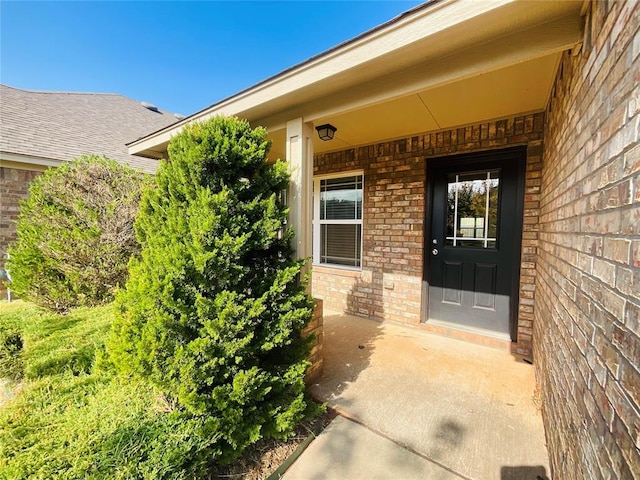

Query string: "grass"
[[0, 301, 215, 480], [0, 301, 323, 480], [0, 301, 112, 379]]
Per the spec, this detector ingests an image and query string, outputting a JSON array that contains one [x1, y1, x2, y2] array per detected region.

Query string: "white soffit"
[[420, 54, 561, 128], [129, 0, 583, 158], [266, 52, 561, 157]]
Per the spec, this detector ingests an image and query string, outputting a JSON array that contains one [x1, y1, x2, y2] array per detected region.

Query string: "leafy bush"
[[6, 156, 148, 313], [0, 327, 23, 380], [108, 116, 317, 463]]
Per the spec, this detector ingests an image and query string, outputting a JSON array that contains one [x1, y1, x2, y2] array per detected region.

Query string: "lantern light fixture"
[[315, 123, 337, 141]]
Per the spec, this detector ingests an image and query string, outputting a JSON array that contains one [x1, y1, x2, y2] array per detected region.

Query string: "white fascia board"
[[198, 0, 498, 112], [254, 14, 582, 130], [0, 152, 63, 169], [130, 0, 583, 156], [128, 0, 518, 155]]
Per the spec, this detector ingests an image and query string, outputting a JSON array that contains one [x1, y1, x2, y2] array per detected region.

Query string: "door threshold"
[[419, 319, 513, 351]]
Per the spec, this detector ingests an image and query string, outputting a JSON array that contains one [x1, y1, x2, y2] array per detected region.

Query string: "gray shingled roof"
[[0, 84, 179, 173]]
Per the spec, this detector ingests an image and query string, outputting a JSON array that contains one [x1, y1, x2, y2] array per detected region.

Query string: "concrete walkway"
[[285, 312, 550, 480], [284, 415, 464, 479]]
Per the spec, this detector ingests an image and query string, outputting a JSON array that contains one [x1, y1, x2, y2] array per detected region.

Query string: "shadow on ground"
[[311, 279, 385, 400], [501, 465, 549, 480]]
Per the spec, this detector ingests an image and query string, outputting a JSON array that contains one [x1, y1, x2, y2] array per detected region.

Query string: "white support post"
[[286, 118, 314, 272]]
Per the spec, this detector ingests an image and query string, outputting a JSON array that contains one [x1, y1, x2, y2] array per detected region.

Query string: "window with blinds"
[[313, 174, 363, 268]]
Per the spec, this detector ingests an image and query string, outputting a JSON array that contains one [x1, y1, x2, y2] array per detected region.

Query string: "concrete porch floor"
[[302, 311, 550, 480]]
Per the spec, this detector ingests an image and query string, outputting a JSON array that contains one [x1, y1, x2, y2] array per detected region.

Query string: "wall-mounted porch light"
[[315, 124, 337, 141]]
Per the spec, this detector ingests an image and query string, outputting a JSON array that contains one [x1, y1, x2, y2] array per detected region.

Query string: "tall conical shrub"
[[108, 116, 316, 462]]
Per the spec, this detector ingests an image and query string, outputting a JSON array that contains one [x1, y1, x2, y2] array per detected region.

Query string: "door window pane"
[[446, 170, 499, 248]]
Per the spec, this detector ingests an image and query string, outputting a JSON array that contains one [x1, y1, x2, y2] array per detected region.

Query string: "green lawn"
[[0, 301, 112, 379], [0, 301, 216, 480]]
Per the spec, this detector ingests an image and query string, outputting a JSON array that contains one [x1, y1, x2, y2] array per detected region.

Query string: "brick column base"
[[303, 298, 324, 384]]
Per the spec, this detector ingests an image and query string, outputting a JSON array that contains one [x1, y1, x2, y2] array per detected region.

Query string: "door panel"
[[474, 263, 497, 310], [425, 148, 525, 340], [443, 261, 463, 305]]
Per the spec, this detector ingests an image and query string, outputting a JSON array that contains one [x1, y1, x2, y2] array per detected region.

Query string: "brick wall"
[[313, 113, 544, 355], [534, 1, 640, 478], [0, 166, 41, 297]]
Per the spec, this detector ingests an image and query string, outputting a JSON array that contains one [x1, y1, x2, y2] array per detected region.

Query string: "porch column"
[[285, 118, 314, 265]]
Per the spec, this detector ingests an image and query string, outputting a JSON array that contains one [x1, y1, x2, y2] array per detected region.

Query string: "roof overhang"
[[129, 0, 584, 160], [0, 151, 63, 171]]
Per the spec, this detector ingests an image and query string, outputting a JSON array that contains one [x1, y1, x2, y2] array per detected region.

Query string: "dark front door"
[[425, 148, 525, 341]]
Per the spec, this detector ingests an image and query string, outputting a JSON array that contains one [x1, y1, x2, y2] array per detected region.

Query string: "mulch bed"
[[209, 409, 336, 480]]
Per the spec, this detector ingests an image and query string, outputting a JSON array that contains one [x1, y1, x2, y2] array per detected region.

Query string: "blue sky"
[[1, 1, 423, 116]]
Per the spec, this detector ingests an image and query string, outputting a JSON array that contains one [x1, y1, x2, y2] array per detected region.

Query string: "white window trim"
[[313, 171, 364, 270]]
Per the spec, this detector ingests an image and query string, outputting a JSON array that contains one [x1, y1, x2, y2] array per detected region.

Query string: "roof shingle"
[[0, 84, 179, 173]]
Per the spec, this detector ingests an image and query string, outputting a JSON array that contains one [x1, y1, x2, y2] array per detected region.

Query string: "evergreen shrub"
[[6, 156, 147, 313], [0, 327, 23, 380], [108, 116, 317, 464]]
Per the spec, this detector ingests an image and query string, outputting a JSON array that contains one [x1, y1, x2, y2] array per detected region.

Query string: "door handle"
[[432, 248, 439, 256]]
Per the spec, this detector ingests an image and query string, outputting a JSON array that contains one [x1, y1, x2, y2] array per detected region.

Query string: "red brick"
[[0, 167, 43, 298]]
